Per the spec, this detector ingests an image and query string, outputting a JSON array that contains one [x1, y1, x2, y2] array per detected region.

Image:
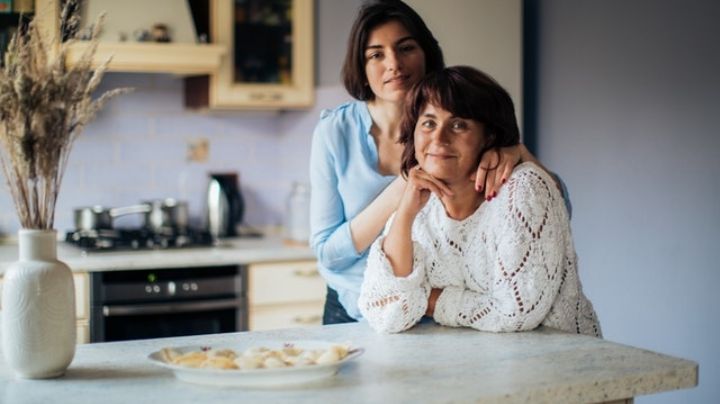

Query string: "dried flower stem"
[[0, 0, 129, 229]]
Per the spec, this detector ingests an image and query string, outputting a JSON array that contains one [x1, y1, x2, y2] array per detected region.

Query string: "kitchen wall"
[[534, 1, 720, 403], [0, 0, 363, 234]]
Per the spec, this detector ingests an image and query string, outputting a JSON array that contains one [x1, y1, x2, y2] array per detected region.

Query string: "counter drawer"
[[249, 300, 324, 331], [248, 261, 325, 305], [77, 321, 90, 344], [73, 273, 89, 321]]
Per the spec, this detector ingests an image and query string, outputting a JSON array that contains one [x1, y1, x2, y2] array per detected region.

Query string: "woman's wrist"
[[518, 144, 537, 164]]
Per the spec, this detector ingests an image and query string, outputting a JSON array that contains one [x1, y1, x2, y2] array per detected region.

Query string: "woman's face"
[[414, 103, 486, 183], [364, 20, 426, 104]]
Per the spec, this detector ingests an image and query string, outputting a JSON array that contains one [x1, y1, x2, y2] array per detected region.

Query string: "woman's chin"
[[421, 165, 476, 188], [421, 166, 455, 182]]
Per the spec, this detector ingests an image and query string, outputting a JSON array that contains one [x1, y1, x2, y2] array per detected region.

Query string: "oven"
[[90, 265, 247, 342]]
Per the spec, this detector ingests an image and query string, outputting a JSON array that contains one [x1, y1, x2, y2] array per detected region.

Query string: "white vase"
[[1, 229, 76, 379]]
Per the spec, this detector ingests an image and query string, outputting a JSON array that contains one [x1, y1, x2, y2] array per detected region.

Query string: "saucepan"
[[142, 199, 189, 233], [73, 204, 151, 231], [74, 199, 190, 232]]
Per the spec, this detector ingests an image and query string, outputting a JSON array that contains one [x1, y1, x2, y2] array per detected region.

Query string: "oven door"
[[90, 266, 248, 343], [94, 298, 246, 342]]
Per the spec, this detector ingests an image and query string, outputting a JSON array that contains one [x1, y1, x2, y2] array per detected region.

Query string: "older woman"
[[359, 66, 601, 336]]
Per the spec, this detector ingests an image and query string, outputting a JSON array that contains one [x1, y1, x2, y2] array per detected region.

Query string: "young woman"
[[310, 0, 562, 324], [359, 66, 601, 336]]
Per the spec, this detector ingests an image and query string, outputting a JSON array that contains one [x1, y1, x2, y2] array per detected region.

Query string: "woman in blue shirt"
[[310, 0, 560, 324]]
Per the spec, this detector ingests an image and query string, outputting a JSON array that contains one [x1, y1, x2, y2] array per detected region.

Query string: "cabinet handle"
[[293, 314, 322, 325], [292, 268, 319, 278], [249, 92, 283, 101]]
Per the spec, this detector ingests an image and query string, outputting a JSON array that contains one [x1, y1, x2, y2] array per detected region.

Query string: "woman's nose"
[[432, 126, 451, 145], [385, 50, 402, 71]]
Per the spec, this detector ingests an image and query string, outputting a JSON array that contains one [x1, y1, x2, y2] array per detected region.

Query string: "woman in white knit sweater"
[[359, 66, 601, 336]]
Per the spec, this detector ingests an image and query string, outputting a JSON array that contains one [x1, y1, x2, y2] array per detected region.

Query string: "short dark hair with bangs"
[[342, 0, 445, 101], [399, 66, 521, 177]]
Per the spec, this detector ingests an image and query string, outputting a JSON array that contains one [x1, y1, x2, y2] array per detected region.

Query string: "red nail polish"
[[493, 191, 497, 198], [502, 178, 506, 184]]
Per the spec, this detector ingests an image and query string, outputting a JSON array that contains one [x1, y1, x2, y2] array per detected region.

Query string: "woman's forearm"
[[349, 176, 405, 253], [381, 210, 415, 278]]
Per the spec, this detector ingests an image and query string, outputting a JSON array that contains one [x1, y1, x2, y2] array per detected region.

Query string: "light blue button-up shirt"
[[309, 101, 395, 320]]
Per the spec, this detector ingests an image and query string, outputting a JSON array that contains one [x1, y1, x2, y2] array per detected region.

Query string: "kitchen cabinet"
[[73, 272, 90, 344], [30, 0, 226, 75], [185, 0, 314, 110], [247, 260, 325, 330], [0, 272, 89, 344]]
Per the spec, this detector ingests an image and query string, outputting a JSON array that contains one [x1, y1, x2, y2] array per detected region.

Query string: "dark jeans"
[[322, 286, 358, 325]]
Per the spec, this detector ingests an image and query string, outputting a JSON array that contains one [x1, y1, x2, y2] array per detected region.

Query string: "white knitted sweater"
[[359, 162, 601, 336]]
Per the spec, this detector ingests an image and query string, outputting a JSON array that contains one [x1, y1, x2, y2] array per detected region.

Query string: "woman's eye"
[[399, 44, 416, 53], [367, 52, 382, 60], [421, 120, 436, 129], [451, 121, 468, 130]]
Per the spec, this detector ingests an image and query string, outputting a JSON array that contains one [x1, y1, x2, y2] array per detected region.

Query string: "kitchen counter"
[[0, 322, 697, 403], [0, 235, 315, 274]]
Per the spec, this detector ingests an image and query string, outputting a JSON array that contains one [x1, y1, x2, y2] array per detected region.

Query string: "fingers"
[[500, 161, 513, 187], [484, 150, 499, 200], [492, 157, 510, 195], [474, 165, 487, 193], [410, 167, 452, 198], [483, 146, 524, 201]]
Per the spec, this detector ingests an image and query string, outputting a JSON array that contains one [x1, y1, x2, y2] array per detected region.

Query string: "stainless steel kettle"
[[206, 173, 245, 239]]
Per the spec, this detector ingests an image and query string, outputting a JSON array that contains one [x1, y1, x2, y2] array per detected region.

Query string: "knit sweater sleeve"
[[433, 164, 568, 332], [359, 232, 431, 333]]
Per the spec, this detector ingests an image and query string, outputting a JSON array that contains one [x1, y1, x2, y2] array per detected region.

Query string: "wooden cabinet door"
[[249, 301, 324, 331], [247, 260, 325, 331], [248, 261, 325, 306], [190, 0, 314, 109]]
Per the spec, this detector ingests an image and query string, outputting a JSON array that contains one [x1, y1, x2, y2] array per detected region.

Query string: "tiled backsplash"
[[0, 74, 350, 235]]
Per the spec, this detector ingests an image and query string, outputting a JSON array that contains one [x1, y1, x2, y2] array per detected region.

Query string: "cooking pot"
[[142, 199, 189, 233], [74, 205, 151, 232]]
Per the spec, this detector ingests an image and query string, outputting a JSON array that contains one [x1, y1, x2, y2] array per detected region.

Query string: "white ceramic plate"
[[147, 340, 364, 388]]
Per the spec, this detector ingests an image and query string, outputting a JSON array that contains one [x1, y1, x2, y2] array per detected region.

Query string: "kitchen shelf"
[[65, 41, 227, 75]]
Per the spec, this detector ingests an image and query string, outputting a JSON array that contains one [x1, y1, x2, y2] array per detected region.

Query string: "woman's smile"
[[425, 152, 456, 160], [384, 74, 412, 87]]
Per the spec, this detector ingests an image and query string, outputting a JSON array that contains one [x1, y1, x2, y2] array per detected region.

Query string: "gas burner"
[[65, 228, 213, 252]]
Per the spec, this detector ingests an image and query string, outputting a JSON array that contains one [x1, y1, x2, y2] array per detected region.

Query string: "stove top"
[[65, 228, 214, 252]]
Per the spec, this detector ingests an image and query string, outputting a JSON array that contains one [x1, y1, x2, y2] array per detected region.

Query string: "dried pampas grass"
[[0, 0, 129, 229]]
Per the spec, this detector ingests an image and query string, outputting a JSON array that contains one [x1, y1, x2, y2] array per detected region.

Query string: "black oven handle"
[[102, 298, 244, 317]]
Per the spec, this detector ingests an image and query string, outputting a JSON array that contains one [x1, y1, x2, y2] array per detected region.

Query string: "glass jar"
[[284, 182, 311, 244]]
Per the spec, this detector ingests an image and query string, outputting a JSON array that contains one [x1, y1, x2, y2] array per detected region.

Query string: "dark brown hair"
[[399, 66, 521, 177], [342, 0, 445, 101]]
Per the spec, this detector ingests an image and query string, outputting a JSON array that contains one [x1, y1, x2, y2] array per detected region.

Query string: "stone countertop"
[[0, 322, 698, 404], [0, 235, 315, 274]]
